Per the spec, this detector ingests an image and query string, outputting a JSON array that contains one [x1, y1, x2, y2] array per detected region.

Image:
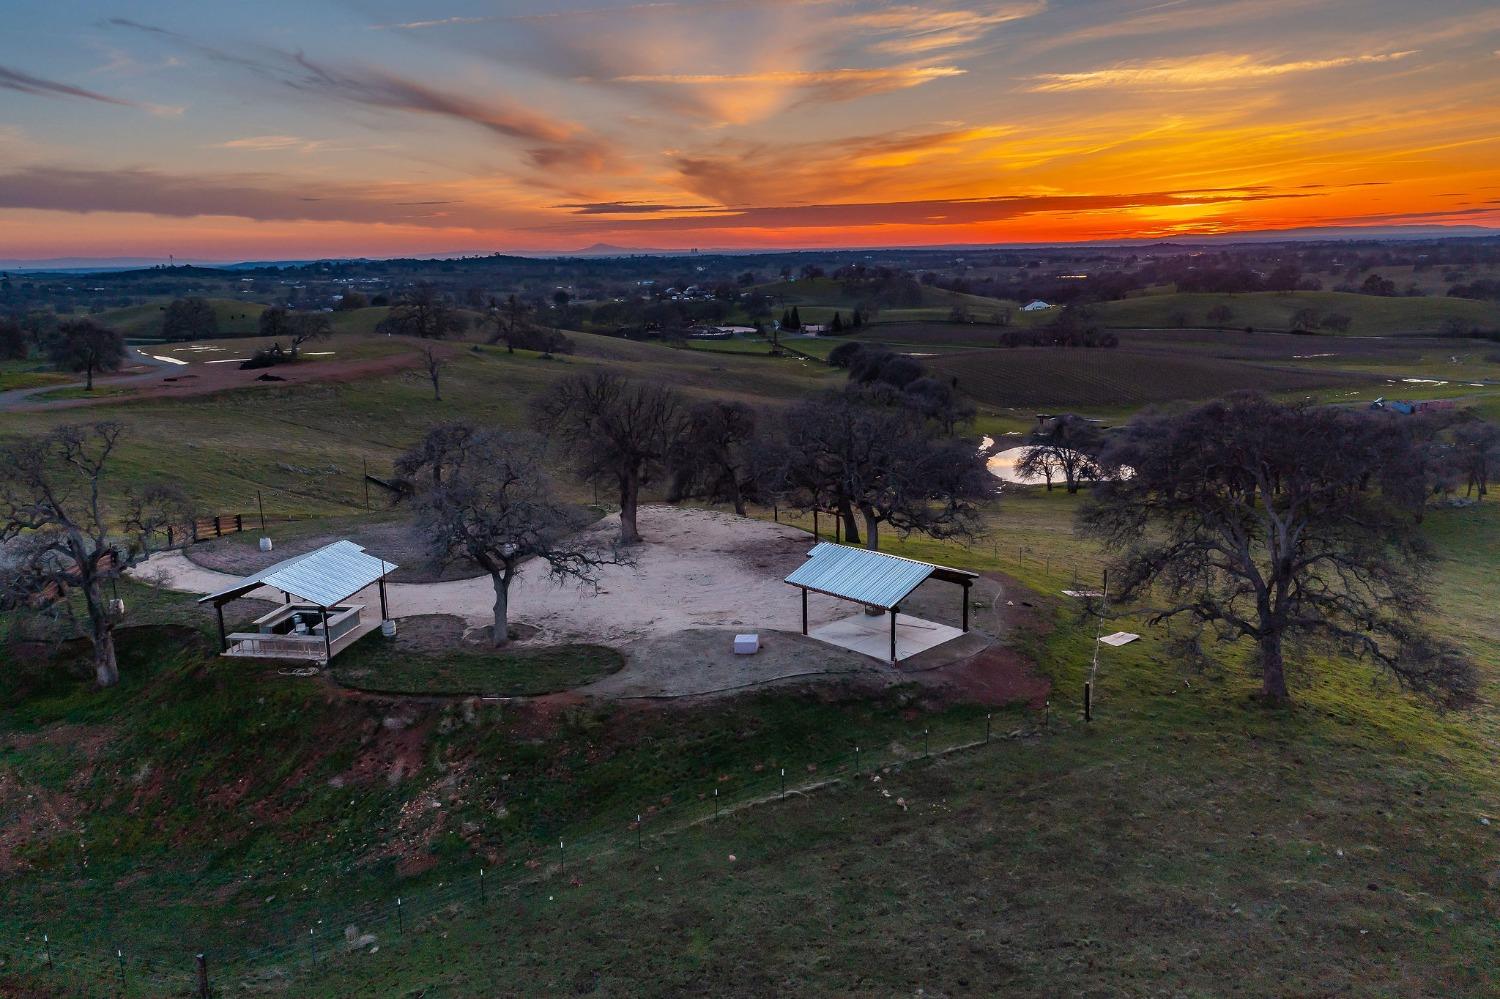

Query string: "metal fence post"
[[396, 897, 404, 936], [196, 952, 210, 999], [116, 948, 126, 993], [986, 713, 992, 743], [780, 768, 786, 800], [636, 815, 642, 850], [42, 933, 52, 970], [714, 787, 720, 819], [480, 867, 487, 905], [559, 838, 565, 874]]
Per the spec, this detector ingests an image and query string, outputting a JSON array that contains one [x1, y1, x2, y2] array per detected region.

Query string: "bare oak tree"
[[0, 423, 185, 686], [404, 427, 618, 646], [1081, 394, 1475, 707], [420, 344, 447, 401], [1017, 414, 1104, 494], [667, 400, 762, 515], [531, 371, 687, 544]]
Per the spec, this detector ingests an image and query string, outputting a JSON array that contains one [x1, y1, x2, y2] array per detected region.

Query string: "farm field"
[[1093, 290, 1497, 335], [928, 346, 1370, 411]]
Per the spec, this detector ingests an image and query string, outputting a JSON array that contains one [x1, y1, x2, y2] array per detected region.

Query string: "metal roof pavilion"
[[786, 543, 971, 609], [198, 540, 399, 661], [785, 543, 978, 662], [198, 540, 397, 609]]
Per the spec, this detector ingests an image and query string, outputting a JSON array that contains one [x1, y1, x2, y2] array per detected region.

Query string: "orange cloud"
[[1028, 50, 1418, 91]]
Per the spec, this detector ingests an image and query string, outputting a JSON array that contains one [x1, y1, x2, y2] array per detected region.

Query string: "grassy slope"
[[4, 492, 1499, 995], [1095, 290, 1497, 335], [4, 330, 1500, 994], [96, 298, 268, 339]]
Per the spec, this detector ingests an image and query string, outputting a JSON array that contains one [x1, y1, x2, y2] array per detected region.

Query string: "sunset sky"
[[3, 0, 1499, 260]]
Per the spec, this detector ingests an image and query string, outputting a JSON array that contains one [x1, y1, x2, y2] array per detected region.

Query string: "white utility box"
[[733, 633, 760, 655], [381, 620, 398, 638], [259, 537, 273, 552]]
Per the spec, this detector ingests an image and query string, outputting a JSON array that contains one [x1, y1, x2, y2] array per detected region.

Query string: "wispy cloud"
[[541, 186, 1320, 233], [1028, 50, 1418, 92], [558, 201, 719, 214], [853, 3, 1047, 55], [0, 165, 517, 227], [0, 63, 134, 106], [106, 19, 612, 171], [211, 135, 328, 154]]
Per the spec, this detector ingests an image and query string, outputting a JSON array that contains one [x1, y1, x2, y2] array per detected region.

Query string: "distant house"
[[1021, 300, 1053, 312]]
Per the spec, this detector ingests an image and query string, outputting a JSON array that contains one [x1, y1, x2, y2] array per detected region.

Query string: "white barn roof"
[[784, 542, 975, 610], [198, 540, 397, 608]]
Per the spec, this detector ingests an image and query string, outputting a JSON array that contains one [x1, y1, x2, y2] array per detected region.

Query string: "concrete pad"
[[808, 611, 965, 663]]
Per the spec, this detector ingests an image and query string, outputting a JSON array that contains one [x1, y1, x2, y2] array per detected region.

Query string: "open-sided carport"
[[785, 542, 978, 663]]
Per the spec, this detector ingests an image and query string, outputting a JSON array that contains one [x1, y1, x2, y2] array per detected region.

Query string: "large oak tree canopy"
[[1082, 394, 1475, 707]]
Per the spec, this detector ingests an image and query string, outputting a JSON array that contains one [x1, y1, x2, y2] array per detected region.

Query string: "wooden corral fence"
[[166, 514, 246, 548]]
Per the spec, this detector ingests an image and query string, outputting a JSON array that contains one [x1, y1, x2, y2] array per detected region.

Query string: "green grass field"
[[1094, 290, 1498, 335], [0, 358, 72, 392], [94, 298, 268, 339], [3, 318, 1500, 995]]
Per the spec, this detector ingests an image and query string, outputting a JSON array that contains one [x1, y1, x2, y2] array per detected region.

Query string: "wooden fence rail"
[[166, 515, 245, 548]]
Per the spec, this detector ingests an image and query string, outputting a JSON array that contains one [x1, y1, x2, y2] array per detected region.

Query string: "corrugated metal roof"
[[199, 540, 397, 607], [784, 542, 939, 610]]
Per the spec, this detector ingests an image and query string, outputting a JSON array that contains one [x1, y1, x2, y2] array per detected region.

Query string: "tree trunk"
[[86, 361, 95, 392], [619, 474, 641, 544], [862, 510, 880, 551], [490, 572, 511, 648], [839, 499, 860, 545], [731, 482, 746, 517], [1259, 632, 1290, 705], [93, 625, 118, 686]]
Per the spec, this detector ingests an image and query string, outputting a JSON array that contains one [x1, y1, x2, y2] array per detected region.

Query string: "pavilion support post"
[[961, 581, 971, 632], [890, 606, 898, 664], [321, 607, 332, 664], [379, 577, 389, 620], [216, 602, 228, 653], [801, 588, 808, 636]]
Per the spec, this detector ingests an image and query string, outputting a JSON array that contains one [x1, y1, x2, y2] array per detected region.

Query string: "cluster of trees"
[[827, 342, 975, 433], [397, 369, 991, 642], [162, 297, 219, 340], [483, 294, 573, 356], [376, 282, 468, 339], [1447, 278, 1500, 301], [0, 312, 128, 390], [1016, 415, 1105, 493], [999, 307, 1119, 348]]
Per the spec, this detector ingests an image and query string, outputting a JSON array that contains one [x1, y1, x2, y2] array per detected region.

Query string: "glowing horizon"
[[2, 0, 1499, 260]]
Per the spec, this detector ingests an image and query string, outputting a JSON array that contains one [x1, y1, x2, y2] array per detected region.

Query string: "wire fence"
[[3, 706, 1055, 997]]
